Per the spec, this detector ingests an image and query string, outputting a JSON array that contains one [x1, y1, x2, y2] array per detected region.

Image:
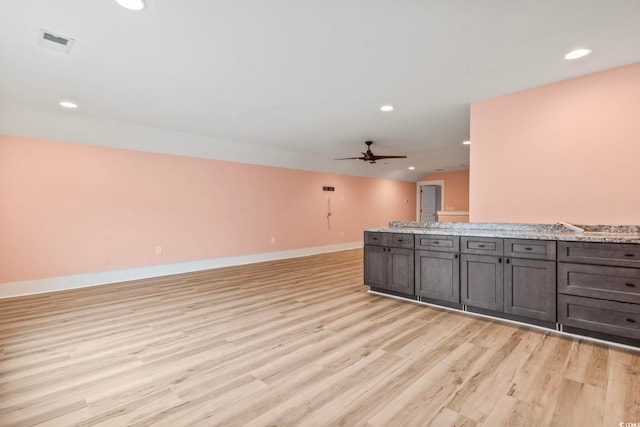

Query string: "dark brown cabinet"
[[415, 249, 460, 307], [415, 234, 460, 252], [363, 244, 386, 289], [504, 257, 556, 321], [558, 241, 640, 268], [461, 238, 556, 325], [461, 253, 504, 312], [558, 241, 640, 345], [386, 247, 415, 295], [363, 229, 640, 348], [558, 294, 640, 341], [364, 232, 415, 296]]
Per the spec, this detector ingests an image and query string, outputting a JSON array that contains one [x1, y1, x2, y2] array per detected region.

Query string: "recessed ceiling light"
[[59, 101, 78, 109], [564, 48, 591, 60], [462, 140, 471, 145], [408, 166, 415, 170], [115, 0, 147, 11], [380, 105, 394, 112]]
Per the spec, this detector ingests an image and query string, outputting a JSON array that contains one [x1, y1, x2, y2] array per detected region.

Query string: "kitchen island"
[[364, 222, 640, 349]]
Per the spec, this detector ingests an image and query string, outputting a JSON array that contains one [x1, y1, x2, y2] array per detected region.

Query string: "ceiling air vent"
[[37, 28, 75, 54]]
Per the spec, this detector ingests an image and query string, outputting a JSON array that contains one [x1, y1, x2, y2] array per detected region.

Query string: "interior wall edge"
[[0, 242, 362, 300]]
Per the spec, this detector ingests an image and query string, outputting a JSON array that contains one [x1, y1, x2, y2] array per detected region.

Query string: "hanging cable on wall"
[[327, 196, 332, 231], [322, 186, 335, 232]]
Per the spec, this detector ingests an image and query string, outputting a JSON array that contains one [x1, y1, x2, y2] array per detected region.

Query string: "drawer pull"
[[625, 253, 635, 257], [478, 244, 486, 248], [372, 237, 378, 240], [433, 241, 440, 244], [626, 318, 637, 323], [625, 283, 636, 288], [524, 247, 533, 251], [397, 239, 403, 242]]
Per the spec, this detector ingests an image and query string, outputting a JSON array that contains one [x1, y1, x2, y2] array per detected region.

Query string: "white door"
[[415, 180, 445, 222], [420, 185, 442, 222]]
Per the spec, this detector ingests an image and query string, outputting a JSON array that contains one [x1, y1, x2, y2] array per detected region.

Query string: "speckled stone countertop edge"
[[366, 223, 640, 244]]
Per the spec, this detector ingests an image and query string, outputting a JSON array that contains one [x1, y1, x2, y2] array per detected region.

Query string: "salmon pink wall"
[[0, 134, 415, 283], [470, 62, 640, 225], [420, 170, 469, 211]]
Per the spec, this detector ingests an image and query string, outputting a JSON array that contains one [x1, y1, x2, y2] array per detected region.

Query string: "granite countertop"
[[366, 222, 640, 244]]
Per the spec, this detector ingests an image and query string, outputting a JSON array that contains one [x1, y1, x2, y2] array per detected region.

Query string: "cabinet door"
[[364, 245, 387, 289], [387, 247, 414, 295], [415, 250, 460, 303], [504, 258, 556, 322], [461, 254, 503, 312]]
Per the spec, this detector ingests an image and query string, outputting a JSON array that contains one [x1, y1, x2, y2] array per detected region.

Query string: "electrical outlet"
[[271, 237, 276, 244], [155, 245, 162, 255]]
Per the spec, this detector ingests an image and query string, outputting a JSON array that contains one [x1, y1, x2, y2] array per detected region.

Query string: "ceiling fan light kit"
[[335, 141, 407, 164]]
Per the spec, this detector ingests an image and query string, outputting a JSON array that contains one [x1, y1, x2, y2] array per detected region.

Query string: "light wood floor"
[[1, 249, 639, 426]]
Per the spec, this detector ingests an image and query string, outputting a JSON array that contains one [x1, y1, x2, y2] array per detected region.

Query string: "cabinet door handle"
[[454, 254, 458, 259], [498, 258, 502, 263], [625, 253, 635, 257], [625, 283, 636, 288], [626, 318, 637, 323], [506, 258, 510, 264]]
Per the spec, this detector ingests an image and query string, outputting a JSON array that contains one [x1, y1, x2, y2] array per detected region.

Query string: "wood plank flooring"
[[1, 248, 639, 426]]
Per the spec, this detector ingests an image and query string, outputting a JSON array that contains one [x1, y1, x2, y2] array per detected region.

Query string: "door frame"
[[416, 180, 445, 222]]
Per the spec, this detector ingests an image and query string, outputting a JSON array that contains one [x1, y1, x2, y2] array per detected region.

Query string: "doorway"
[[416, 180, 444, 222]]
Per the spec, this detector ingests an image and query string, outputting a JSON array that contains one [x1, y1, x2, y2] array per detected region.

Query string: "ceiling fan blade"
[[334, 141, 407, 164], [371, 155, 407, 160]]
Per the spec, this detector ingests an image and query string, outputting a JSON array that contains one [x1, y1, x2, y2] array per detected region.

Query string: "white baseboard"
[[0, 242, 363, 299]]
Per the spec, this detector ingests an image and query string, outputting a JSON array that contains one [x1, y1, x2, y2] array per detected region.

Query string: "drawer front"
[[558, 294, 640, 340], [558, 263, 640, 304], [558, 241, 640, 267], [461, 237, 503, 256], [414, 235, 459, 252], [505, 239, 556, 261], [387, 233, 414, 249], [364, 232, 385, 246]]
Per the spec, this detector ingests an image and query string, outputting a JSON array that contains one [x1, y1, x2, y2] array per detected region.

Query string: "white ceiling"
[[1, 0, 640, 181]]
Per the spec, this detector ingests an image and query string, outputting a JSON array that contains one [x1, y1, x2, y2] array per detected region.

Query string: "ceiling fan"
[[335, 141, 407, 164]]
